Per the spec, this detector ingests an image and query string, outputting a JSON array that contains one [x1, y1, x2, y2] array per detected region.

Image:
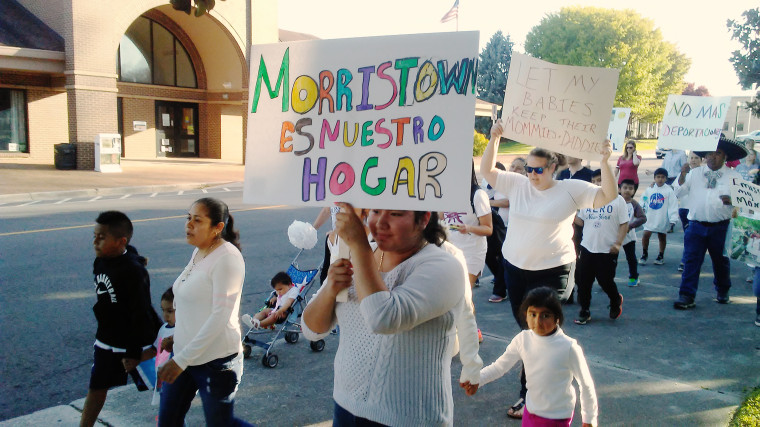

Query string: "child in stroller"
[[245, 272, 298, 330], [241, 254, 326, 368]]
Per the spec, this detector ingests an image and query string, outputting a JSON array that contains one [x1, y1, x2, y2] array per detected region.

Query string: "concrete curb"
[[0, 181, 239, 204], [0, 404, 93, 426]]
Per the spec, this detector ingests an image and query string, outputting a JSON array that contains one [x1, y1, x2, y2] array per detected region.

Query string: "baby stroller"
[[241, 249, 326, 368]]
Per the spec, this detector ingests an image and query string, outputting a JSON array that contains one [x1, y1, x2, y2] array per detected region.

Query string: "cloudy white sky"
[[278, 0, 758, 97]]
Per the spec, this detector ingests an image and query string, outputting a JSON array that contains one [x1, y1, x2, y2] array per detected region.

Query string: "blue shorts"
[[89, 345, 149, 391]]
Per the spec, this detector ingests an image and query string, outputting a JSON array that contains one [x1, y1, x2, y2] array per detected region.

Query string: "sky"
[[278, 0, 758, 97]]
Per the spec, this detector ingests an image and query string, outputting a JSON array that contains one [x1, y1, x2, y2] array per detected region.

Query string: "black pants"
[[622, 241, 638, 279], [503, 259, 571, 400], [576, 247, 622, 312], [486, 242, 506, 298], [319, 235, 330, 285]]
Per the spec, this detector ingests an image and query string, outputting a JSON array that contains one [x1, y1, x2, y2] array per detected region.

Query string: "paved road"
[[0, 186, 324, 420], [2, 162, 760, 425]]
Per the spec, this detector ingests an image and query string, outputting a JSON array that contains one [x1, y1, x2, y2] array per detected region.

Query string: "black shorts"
[[89, 345, 149, 391]]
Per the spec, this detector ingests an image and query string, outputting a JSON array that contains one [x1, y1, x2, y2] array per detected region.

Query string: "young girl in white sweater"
[[461, 287, 598, 426]]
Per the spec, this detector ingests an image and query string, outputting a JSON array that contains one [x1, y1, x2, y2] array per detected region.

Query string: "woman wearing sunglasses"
[[616, 141, 642, 193], [479, 120, 617, 420]]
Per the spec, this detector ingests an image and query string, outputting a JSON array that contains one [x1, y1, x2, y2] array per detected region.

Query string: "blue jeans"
[[158, 353, 251, 427], [333, 402, 388, 426], [753, 267, 760, 314], [678, 208, 689, 232], [679, 220, 731, 299]]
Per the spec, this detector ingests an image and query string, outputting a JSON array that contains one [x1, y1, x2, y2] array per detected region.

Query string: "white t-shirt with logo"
[[642, 184, 679, 233], [442, 188, 491, 274], [493, 172, 599, 270], [623, 201, 637, 245], [577, 195, 629, 253]]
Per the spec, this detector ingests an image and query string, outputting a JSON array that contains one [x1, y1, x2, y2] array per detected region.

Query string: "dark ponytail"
[[415, 211, 447, 247], [193, 197, 241, 252]]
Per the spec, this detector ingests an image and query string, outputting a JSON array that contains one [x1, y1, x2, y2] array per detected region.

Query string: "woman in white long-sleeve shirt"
[[157, 197, 251, 427], [303, 204, 471, 426]]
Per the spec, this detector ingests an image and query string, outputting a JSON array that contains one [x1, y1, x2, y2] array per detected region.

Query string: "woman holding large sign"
[[480, 121, 617, 419], [302, 204, 468, 426]]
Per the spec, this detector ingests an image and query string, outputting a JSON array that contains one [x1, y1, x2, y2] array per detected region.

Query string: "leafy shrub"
[[473, 130, 489, 156]]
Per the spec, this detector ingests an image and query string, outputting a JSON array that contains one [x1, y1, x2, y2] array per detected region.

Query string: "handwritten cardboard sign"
[[500, 53, 620, 160], [658, 95, 732, 151], [243, 32, 479, 211], [731, 178, 760, 209], [607, 107, 631, 151], [730, 214, 760, 267]]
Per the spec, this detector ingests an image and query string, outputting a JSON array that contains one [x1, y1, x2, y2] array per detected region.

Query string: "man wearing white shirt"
[[673, 136, 748, 309], [660, 149, 688, 185]]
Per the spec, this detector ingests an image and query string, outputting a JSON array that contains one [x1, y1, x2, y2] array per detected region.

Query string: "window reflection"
[[118, 17, 197, 88]]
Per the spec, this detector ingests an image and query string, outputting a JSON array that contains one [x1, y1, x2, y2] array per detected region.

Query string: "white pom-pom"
[[288, 220, 318, 249]]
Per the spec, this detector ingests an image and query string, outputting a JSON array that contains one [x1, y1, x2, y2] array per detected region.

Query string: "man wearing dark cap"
[[673, 135, 748, 309]]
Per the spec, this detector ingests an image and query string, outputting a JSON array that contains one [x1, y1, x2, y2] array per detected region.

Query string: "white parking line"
[[178, 190, 184, 195], [17, 200, 40, 207], [119, 194, 131, 199], [149, 192, 158, 198], [201, 189, 208, 193], [54, 198, 72, 205], [223, 188, 231, 192], [88, 196, 102, 202]]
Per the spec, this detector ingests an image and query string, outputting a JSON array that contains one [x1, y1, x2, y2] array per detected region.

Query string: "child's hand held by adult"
[[459, 381, 479, 396], [157, 359, 183, 384], [161, 336, 174, 352]]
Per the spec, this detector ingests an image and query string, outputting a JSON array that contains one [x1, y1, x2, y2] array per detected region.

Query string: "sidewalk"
[[0, 158, 245, 203]]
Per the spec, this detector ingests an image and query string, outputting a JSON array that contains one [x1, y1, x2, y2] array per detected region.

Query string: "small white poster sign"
[[657, 95, 731, 151], [607, 108, 631, 151]]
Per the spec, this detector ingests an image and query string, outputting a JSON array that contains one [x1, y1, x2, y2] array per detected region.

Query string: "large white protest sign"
[[243, 32, 479, 211], [500, 53, 620, 160], [608, 107, 631, 151], [731, 177, 760, 209], [658, 95, 731, 151]]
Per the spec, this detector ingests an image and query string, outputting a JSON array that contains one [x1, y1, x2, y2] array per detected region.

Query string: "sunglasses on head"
[[525, 166, 545, 174]]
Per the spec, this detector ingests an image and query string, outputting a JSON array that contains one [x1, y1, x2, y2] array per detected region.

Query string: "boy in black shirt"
[[81, 211, 160, 427]]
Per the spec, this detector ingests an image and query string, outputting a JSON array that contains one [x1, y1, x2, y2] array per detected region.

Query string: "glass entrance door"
[[155, 101, 198, 157]]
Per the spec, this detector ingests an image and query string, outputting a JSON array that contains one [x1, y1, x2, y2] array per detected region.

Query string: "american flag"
[[440, 0, 459, 23]]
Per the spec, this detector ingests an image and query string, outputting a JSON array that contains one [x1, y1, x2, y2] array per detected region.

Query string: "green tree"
[[475, 31, 514, 134], [728, 8, 760, 116], [524, 6, 690, 122], [682, 83, 710, 96]]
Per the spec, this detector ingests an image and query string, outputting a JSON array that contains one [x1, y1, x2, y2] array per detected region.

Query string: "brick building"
[[0, 0, 280, 168]]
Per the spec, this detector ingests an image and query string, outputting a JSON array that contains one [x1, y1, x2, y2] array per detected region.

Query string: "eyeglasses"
[[524, 166, 545, 174]]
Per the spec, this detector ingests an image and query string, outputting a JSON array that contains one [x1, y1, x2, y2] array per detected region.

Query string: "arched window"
[[118, 17, 197, 88]]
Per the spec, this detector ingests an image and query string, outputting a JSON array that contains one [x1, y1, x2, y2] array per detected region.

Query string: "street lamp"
[[734, 101, 744, 139]]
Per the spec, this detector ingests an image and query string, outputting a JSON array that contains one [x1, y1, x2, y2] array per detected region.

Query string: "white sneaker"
[[241, 314, 260, 329]]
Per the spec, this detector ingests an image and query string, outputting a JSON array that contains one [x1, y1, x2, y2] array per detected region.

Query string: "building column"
[[65, 71, 118, 170]]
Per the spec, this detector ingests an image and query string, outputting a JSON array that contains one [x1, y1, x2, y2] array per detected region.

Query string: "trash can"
[[54, 143, 77, 170]]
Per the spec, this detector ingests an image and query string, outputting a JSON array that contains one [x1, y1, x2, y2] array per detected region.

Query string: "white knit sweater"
[[302, 243, 466, 426], [172, 242, 245, 370]]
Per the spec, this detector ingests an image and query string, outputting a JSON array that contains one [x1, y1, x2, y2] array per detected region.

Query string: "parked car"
[[736, 130, 760, 144]]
